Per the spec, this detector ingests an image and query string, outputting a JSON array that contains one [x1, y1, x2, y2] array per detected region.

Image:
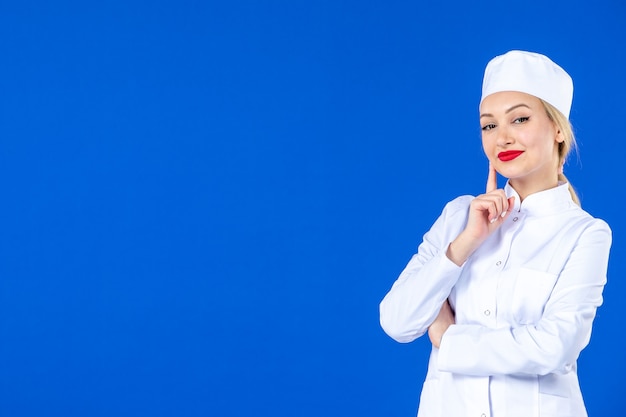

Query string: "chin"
[[494, 166, 514, 178]]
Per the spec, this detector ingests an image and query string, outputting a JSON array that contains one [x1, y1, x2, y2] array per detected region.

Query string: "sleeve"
[[379, 196, 471, 343], [437, 219, 612, 376]]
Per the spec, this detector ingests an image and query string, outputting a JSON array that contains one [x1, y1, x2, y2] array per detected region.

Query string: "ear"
[[555, 128, 565, 143]]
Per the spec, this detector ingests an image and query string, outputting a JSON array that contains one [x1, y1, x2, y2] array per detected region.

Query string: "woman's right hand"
[[428, 299, 455, 349], [446, 164, 515, 266]]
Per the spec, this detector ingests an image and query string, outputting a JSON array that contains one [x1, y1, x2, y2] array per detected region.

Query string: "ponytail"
[[542, 100, 581, 206], [558, 173, 580, 206]]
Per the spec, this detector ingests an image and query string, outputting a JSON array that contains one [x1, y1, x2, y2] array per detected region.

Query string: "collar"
[[504, 181, 575, 216]]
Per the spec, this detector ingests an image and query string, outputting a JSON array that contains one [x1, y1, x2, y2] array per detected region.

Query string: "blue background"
[[1, 1, 624, 416]]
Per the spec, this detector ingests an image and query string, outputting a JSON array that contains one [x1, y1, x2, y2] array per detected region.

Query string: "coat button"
[[513, 217, 519, 222], [496, 261, 502, 266], [484, 310, 491, 316]]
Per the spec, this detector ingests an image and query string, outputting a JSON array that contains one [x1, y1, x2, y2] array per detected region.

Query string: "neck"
[[509, 177, 559, 202]]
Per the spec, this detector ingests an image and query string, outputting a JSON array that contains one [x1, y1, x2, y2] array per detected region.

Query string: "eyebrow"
[[480, 103, 531, 119]]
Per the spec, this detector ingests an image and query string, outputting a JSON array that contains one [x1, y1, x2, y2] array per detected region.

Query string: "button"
[[513, 217, 519, 222], [484, 310, 491, 316], [481, 414, 487, 417], [496, 261, 502, 266]]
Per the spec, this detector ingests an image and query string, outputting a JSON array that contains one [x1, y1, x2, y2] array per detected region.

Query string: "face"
[[479, 91, 563, 195]]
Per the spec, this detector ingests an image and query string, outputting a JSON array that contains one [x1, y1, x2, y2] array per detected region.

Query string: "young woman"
[[379, 50, 612, 417]]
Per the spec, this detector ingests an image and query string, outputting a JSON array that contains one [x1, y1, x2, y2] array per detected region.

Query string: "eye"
[[481, 123, 496, 131], [513, 116, 529, 124]]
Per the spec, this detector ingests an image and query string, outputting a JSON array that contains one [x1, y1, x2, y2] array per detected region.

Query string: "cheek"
[[531, 130, 559, 155], [481, 135, 495, 156], [525, 125, 555, 147]]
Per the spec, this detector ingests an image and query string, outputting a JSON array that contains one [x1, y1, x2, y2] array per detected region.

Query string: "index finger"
[[486, 163, 497, 193]]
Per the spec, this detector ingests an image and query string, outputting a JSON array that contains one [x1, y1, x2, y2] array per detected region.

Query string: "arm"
[[437, 219, 612, 376], [426, 164, 515, 348], [379, 197, 469, 343], [381, 165, 515, 343]]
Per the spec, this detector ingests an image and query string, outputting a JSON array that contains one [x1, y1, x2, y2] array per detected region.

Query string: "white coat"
[[379, 182, 612, 417]]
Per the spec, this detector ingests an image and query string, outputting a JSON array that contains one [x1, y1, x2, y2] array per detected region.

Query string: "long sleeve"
[[437, 218, 612, 376], [379, 196, 472, 343]]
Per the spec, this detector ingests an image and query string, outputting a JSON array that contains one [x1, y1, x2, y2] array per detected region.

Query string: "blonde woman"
[[380, 50, 612, 417]]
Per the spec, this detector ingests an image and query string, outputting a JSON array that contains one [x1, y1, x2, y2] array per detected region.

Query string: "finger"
[[475, 193, 505, 223], [489, 198, 503, 223], [486, 163, 498, 193], [495, 195, 516, 221], [504, 196, 515, 216]]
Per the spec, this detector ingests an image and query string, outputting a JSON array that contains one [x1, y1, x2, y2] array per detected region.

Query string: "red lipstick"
[[498, 150, 524, 161]]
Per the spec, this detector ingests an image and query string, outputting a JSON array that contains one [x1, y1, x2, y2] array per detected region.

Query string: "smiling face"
[[479, 91, 564, 199]]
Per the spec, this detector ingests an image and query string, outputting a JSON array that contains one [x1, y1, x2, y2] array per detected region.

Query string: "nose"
[[496, 124, 514, 147]]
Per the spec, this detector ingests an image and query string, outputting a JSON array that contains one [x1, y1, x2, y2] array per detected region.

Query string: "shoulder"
[[419, 195, 475, 250], [571, 205, 611, 229], [441, 195, 474, 218], [444, 194, 474, 210], [565, 205, 612, 241], [432, 195, 474, 230]]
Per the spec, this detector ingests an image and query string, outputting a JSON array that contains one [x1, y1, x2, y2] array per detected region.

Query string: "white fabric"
[[481, 50, 574, 118], [379, 182, 611, 417]]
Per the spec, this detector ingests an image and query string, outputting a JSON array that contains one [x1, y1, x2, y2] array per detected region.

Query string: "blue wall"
[[0, 1, 624, 415]]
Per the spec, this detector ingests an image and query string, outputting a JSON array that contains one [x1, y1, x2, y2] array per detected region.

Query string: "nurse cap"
[[481, 50, 574, 118]]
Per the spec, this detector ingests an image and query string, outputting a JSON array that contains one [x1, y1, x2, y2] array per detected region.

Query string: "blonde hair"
[[541, 99, 580, 206]]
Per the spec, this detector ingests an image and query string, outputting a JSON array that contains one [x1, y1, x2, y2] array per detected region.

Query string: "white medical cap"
[[481, 50, 574, 118]]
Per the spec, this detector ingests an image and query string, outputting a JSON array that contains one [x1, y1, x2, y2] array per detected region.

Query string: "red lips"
[[498, 150, 524, 161]]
